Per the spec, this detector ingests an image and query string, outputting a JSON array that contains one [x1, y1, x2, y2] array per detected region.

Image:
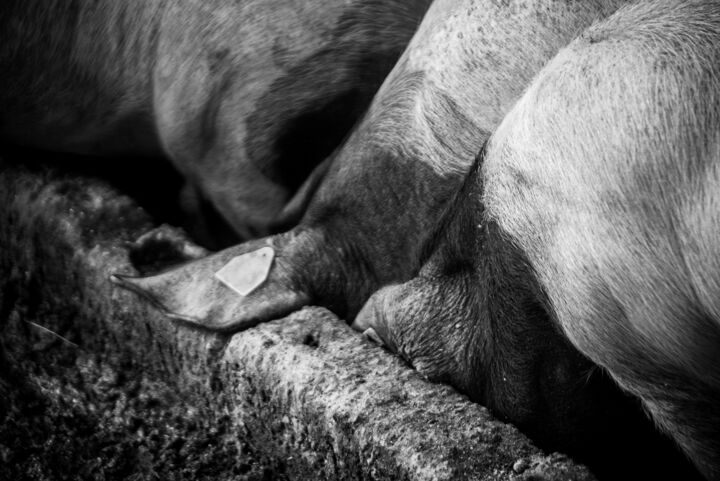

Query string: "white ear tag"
[[214, 246, 275, 296]]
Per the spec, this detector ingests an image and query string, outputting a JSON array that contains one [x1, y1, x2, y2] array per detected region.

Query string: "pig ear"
[[111, 239, 311, 333]]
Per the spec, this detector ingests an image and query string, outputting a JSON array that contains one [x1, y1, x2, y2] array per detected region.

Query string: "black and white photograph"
[[0, 0, 717, 479]]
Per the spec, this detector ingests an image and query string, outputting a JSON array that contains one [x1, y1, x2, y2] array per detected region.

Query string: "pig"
[[115, 0, 631, 329], [112, 0, 705, 478], [352, 0, 720, 479], [0, 0, 433, 245]]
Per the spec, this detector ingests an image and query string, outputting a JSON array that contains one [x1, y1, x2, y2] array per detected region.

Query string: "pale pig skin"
[[356, 1, 720, 479], [118, 0, 702, 479], [0, 0, 432, 242]]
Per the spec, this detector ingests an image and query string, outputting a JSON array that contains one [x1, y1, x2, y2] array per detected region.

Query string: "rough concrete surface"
[[0, 157, 596, 481]]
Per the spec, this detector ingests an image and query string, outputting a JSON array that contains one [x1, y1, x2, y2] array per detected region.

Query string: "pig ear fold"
[[111, 242, 310, 333]]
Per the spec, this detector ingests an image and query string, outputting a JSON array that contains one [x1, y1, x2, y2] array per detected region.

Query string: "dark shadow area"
[[0, 145, 240, 251]]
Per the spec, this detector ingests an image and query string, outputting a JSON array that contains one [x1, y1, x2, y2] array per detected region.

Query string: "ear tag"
[[214, 247, 275, 296]]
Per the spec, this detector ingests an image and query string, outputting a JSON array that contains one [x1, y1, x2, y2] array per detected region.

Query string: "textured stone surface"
[[0, 160, 596, 480]]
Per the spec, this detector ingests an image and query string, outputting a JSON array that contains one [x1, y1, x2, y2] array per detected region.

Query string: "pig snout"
[[353, 285, 399, 351]]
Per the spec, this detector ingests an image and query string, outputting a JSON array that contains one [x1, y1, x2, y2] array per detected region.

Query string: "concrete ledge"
[[0, 161, 596, 480]]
